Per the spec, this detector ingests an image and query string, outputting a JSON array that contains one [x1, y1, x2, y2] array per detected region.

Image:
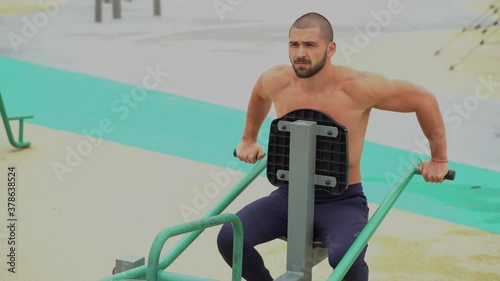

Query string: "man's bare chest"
[[271, 89, 360, 130]]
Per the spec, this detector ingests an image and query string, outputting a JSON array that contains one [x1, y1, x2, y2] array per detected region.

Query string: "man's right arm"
[[237, 72, 272, 163], [242, 73, 272, 142]]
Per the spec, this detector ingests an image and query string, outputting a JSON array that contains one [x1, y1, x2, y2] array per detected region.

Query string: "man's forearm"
[[415, 94, 448, 161], [242, 94, 272, 142]]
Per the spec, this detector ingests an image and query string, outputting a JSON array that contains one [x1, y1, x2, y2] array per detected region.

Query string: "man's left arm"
[[365, 74, 450, 183]]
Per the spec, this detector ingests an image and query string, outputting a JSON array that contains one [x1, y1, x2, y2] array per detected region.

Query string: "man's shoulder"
[[262, 64, 290, 79], [337, 66, 396, 108], [260, 64, 292, 90], [335, 65, 367, 83], [338, 66, 388, 93]]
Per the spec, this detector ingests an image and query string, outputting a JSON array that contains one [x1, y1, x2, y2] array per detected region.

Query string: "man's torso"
[[262, 65, 372, 184]]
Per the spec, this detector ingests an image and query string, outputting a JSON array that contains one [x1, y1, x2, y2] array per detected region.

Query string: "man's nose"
[[297, 46, 306, 56]]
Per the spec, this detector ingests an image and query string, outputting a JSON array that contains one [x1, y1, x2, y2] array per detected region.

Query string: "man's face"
[[289, 27, 329, 79]]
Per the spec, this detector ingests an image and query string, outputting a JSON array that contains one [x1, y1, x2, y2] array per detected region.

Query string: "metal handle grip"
[[416, 170, 456, 180]]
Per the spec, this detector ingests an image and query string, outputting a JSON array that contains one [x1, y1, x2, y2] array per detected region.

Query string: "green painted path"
[[1, 56, 499, 233]]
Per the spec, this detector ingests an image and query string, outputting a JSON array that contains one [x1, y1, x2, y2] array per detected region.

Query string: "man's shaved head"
[[289, 12, 334, 43]]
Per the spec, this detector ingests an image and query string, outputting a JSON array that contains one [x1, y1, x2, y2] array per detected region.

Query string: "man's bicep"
[[252, 73, 272, 102], [373, 79, 428, 112]]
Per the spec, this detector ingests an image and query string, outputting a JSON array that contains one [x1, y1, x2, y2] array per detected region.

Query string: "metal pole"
[[154, 0, 161, 16], [327, 158, 421, 281], [113, 0, 121, 19], [95, 0, 102, 23], [276, 120, 317, 281]]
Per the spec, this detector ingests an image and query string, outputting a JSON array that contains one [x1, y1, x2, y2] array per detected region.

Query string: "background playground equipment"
[[0, 90, 34, 148], [99, 109, 455, 281], [434, 0, 500, 70], [94, 0, 161, 22]]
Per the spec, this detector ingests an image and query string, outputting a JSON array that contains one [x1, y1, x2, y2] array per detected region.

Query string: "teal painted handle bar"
[[327, 158, 455, 281]]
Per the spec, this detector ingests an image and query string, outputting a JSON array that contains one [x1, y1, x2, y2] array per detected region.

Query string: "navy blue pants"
[[217, 183, 370, 281]]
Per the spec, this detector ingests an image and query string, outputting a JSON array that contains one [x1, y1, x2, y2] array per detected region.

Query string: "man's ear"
[[327, 42, 336, 57]]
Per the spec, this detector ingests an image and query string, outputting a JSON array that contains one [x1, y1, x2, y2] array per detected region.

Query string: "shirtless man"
[[217, 12, 449, 281]]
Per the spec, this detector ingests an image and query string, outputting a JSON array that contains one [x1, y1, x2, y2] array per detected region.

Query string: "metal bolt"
[[325, 180, 331, 185], [281, 124, 287, 130], [327, 130, 332, 135], [280, 174, 285, 179]]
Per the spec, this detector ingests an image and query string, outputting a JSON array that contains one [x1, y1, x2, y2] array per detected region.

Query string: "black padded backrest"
[[266, 109, 349, 194]]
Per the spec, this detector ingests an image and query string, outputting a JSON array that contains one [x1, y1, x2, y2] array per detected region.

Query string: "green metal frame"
[[147, 213, 243, 281], [0, 91, 34, 148], [99, 156, 426, 281]]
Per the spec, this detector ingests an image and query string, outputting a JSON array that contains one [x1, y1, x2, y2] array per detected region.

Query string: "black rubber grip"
[[233, 148, 266, 158], [445, 170, 456, 180], [416, 170, 456, 181]]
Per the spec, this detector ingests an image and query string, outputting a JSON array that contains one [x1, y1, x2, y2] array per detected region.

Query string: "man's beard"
[[292, 51, 327, 79]]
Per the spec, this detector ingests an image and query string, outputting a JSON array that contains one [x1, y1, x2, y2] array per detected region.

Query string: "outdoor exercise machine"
[[433, 0, 500, 70], [0, 91, 34, 148], [95, 0, 161, 23], [99, 109, 455, 281]]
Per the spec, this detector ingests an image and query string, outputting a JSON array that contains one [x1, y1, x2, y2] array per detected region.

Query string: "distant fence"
[[95, 0, 161, 22], [433, 0, 499, 70]]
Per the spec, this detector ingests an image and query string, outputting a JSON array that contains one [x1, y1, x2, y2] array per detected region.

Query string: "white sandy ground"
[[0, 124, 498, 281], [0, 0, 499, 280]]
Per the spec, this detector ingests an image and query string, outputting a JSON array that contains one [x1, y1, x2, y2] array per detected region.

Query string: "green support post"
[[0, 91, 34, 148]]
